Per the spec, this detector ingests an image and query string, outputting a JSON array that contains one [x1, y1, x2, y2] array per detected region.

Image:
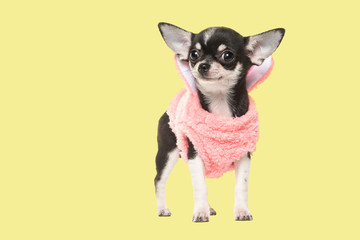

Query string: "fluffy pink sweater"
[[166, 55, 273, 178], [167, 89, 259, 178]]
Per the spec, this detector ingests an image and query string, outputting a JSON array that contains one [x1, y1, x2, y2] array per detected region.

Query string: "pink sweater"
[[167, 89, 259, 178], [166, 55, 273, 178]]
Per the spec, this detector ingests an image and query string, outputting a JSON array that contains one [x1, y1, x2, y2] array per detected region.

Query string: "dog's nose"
[[198, 63, 210, 74]]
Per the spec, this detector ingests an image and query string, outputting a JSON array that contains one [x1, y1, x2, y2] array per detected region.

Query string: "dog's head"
[[158, 23, 285, 91]]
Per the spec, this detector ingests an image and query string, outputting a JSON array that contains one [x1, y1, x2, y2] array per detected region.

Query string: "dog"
[[154, 22, 285, 222]]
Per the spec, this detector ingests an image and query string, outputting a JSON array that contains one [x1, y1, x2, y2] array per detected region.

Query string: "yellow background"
[[1, 0, 359, 239]]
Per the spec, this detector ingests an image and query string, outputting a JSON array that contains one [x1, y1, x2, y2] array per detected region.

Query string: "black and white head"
[[158, 23, 285, 89], [158, 22, 285, 117]]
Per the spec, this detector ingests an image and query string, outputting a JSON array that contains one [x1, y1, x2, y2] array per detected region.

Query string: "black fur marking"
[[188, 27, 254, 118], [190, 27, 249, 71], [198, 90, 210, 112], [210, 208, 217, 215], [187, 137, 197, 160], [227, 76, 250, 117], [154, 112, 177, 186]]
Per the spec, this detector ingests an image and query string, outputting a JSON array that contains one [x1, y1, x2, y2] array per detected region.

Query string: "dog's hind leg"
[[234, 153, 253, 221], [154, 113, 179, 216]]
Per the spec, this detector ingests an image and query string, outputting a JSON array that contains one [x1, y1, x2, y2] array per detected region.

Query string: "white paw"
[[192, 205, 210, 222], [234, 208, 253, 221], [158, 208, 171, 217]]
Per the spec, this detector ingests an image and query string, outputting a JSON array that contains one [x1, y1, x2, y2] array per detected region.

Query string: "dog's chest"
[[206, 93, 233, 118], [197, 79, 236, 118]]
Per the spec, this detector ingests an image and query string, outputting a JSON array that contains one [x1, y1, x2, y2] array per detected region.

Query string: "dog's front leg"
[[188, 154, 210, 222], [234, 153, 253, 221]]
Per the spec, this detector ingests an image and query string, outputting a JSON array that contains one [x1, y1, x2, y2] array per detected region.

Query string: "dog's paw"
[[158, 208, 171, 217], [234, 208, 253, 221], [192, 206, 210, 222], [210, 207, 217, 216]]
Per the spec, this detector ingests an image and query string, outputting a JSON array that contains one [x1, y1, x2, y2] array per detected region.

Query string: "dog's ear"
[[244, 28, 285, 66], [158, 22, 193, 60]]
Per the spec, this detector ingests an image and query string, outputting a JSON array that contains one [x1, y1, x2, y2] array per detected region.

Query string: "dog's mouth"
[[201, 76, 223, 81], [192, 71, 223, 81]]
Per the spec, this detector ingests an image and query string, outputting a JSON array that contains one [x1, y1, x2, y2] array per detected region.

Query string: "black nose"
[[198, 63, 210, 74]]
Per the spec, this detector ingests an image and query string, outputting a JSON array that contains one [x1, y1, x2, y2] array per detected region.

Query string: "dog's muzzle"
[[198, 63, 210, 76]]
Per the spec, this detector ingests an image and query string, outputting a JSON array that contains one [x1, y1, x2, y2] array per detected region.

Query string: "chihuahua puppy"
[[155, 22, 285, 222]]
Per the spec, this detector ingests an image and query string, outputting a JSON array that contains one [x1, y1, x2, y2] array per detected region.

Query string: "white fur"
[[206, 93, 233, 117], [156, 148, 179, 215], [217, 44, 227, 52], [204, 28, 216, 45], [192, 63, 243, 117], [195, 43, 201, 50], [234, 154, 252, 220], [188, 155, 210, 221], [191, 61, 243, 82]]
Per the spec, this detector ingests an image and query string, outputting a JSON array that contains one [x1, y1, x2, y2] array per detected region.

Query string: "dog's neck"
[[196, 76, 249, 118]]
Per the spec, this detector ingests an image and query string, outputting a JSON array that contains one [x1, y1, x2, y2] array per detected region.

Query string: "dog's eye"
[[221, 51, 235, 62], [190, 50, 200, 60]]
